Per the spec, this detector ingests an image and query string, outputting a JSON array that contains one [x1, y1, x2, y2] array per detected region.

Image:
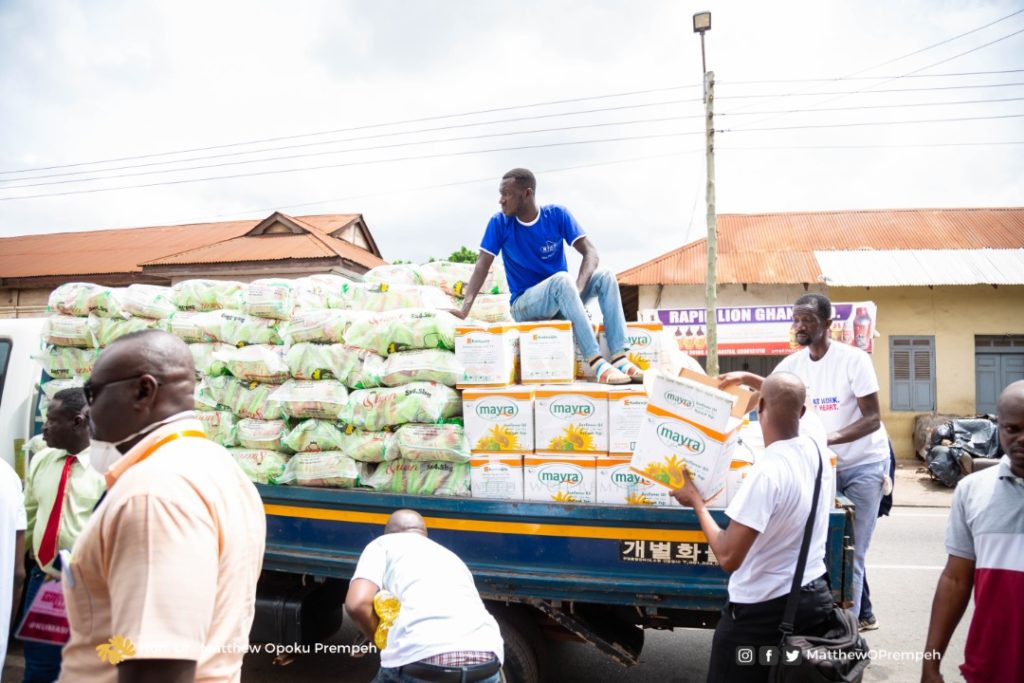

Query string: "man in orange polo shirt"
[[59, 330, 265, 683]]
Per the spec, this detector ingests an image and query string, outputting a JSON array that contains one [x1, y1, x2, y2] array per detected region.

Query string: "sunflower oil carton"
[[607, 385, 648, 455], [470, 453, 525, 500], [596, 456, 679, 507], [629, 404, 739, 504], [517, 321, 574, 384], [455, 323, 519, 388], [647, 369, 756, 434], [524, 453, 597, 503], [534, 383, 608, 453], [463, 386, 535, 453], [597, 322, 663, 373]]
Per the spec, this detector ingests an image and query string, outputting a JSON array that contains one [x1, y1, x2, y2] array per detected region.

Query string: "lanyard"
[[97, 429, 207, 506]]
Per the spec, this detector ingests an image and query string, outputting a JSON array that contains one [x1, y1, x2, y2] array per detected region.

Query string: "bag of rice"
[[327, 282, 451, 312], [88, 314, 157, 347], [196, 410, 237, 447], [345, 309, 457, 356], [205, 376, 283, 420], [43, 315, 95, 348], [281, 419, 346, 453], [338, 427, 397, 463], [47, 283, 128, 318], [35, 346, 98, 380], [285, 343, 384, 388], [236, 418, 289, 451], [279, 309, 358, 345], [188, 342, 234, 377], [194, 378, 224, 411], [382, 349, 460, 387], [280, 451, 360, 488], [210, 345, 290, 383], [163, 311, 216, 344], [364, 264, 423, 287], [465, 294, 513, 323], [171, 279, 246, 312], [342, 382, 460, 432], [229, 448, 291, 485], [245, 278, 296, 320], [387, 423, 470, 463], [268, 379, 350, 420], [291, 277, 328, 311], [362, 459, 470, 497], [123, 284, 177, 320], [205, 310, 284, 346], [419, 260, 507, 297]]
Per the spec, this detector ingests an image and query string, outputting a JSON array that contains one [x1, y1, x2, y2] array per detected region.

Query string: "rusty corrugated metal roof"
[[619, 207, 1024, 285], [0, 212, 383, 280]]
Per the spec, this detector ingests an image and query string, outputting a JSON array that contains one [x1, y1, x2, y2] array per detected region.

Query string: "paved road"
[[1, 506, 969, 682]]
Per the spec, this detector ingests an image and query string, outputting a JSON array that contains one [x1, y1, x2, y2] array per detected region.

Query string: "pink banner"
[[16, 579, 70, 645]]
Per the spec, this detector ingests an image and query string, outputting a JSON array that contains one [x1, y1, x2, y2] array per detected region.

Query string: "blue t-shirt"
[[480, 205, 585, 303]]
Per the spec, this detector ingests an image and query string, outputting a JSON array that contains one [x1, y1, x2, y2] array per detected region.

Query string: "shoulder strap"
[[780, 440, 825, 636]]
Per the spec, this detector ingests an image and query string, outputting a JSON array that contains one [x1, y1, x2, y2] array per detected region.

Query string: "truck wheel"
[[497, 616, 540, 683]]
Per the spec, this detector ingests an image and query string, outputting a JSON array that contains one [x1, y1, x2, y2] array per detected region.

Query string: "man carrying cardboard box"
[[451, 168, 641, 385], [671, 373, 836, 682]]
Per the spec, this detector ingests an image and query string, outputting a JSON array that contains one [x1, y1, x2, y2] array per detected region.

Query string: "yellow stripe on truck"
[[264, 504, 708, 543]]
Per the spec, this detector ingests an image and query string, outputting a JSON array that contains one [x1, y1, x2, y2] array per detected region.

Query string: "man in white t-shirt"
[[720, 294, 887, 624], [673, 373, 836, 682], [1, 458, 28, 670], [345, 510, 504, 683]]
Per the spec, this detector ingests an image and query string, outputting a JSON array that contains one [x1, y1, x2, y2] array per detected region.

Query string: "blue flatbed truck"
[[254, 484, 855, 682]]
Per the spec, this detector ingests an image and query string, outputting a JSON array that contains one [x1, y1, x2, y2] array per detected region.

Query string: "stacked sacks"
[[418, 260, 512, 323]]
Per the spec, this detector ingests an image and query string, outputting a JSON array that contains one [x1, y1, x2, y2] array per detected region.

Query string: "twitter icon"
[[782, 645, 802, 666]]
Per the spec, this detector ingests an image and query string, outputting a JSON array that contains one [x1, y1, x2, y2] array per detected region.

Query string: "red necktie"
[[37, 454, 76, 568]]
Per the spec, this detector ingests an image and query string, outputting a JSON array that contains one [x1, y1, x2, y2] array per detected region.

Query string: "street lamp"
[[693, 10, 719, 376]]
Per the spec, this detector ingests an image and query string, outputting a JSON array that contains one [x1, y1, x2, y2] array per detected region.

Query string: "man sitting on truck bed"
[[451, 167, 642, 385], [345, 509, 504, 683], [672, 373, 836, 683]]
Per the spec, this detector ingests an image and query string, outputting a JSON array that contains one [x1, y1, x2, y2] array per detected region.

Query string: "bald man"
[[923, 380, 1024, 683], [60, 330, 266, 683], [345, 510, 504, 683], [672, 373, 837, 683]]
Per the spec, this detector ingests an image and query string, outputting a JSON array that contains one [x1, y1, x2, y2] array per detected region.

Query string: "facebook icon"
[[759, 646, 779, 666]]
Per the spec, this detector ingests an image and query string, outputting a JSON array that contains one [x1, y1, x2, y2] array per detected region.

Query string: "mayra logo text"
[[657, 424, 705, 454], [550, 399, 595, 419], [664, 392, 694, 408], [539, 467, 582, 485], [477, 400, 518, 420], [612, 471, 654, 488]]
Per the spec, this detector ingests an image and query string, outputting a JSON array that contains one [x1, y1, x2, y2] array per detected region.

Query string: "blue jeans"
[[510, 267, 628, 360], [836, 459, 887, 619], [372, 666, 501, 683], [21, 565, 63, 683]]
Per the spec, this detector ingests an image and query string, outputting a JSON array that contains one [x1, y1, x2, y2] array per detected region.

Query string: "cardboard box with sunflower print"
[[534, 383, 609, 453], [524, 453, 597, 503], [463, 386, 535, 453]]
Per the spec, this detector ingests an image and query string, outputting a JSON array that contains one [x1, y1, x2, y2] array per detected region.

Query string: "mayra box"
[[462, 386, 535, 453], [630, 404, 740, 504], [597, 322, 664, 372], [470, 454, 525, 501], [518, 321, 575, 384], [455, 323, 519, 388], [607, 385, 648, 455], [534, 383, 609, 453], [524, 453, 597, 503], [596, 456, 680, 507], [646, 369, 758, 434]]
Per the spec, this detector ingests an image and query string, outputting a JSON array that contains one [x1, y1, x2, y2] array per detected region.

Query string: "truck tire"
[[497, 616, 539, 683]]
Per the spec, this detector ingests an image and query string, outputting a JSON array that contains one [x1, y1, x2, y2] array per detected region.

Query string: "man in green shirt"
[[21, 387, 105, 682]]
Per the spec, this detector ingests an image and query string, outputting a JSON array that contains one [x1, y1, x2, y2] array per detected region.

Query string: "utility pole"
[[704, 70, 719, 377]]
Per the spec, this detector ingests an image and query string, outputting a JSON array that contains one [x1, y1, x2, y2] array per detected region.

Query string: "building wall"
[[832, 285, 1024, 459], [0, 288, 51, 318], [639, 283, 1024, 460]]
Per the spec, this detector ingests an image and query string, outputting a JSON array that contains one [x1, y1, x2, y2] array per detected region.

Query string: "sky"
[[0, 0, 1022, 274]]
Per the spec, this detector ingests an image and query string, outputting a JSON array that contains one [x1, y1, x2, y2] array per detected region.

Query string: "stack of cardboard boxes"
[[458, 320, 756, 508]]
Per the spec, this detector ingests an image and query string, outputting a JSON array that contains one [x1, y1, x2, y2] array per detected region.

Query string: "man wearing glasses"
[[59, 330, 265, 683]]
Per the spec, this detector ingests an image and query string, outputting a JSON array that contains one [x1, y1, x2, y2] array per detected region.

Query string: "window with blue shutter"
[[890, 336, 935, 412]]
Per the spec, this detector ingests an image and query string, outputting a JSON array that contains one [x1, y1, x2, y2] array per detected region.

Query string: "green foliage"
[[448, 246, 478, 264]]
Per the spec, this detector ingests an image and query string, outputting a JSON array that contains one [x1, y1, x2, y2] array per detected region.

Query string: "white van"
[[0, 318, 46, 478]]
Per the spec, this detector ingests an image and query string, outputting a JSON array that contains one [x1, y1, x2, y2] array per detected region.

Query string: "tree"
[[448, 246, 478, 264]]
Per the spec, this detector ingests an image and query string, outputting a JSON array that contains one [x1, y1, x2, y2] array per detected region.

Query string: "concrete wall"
[[0, 288, 51, 318], [832, 285, 1024, 459]]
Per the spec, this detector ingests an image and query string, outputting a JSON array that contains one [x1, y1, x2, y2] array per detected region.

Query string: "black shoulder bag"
[[772, 445, 870, 683]]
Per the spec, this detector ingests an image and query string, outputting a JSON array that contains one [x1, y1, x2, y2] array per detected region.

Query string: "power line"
[[720, 112, 1024, 134], [0, 131, 698, 202], [720, 95, 1024, 117], [720, 68, 1024, 84], [0, 116, 707, 191], [0, 83, 703, 177], [719, 81, 1024, 100], [720, 141, 1024, 150]]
